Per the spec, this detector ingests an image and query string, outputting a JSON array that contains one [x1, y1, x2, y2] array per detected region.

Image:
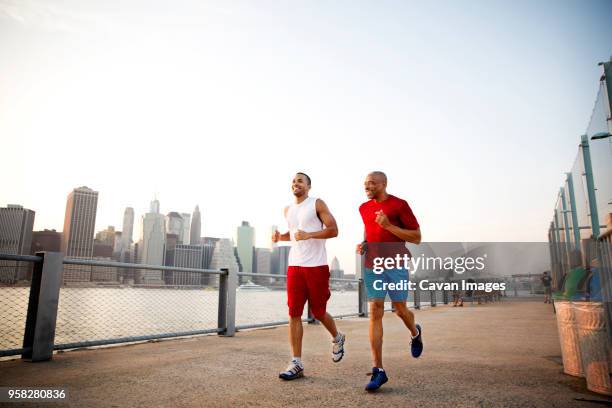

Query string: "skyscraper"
[[166, 212, 184, 237], [330, 256, 344, 279], [139, 198, 166, 284], [209, 238, 239, 287], [173, 244, 204, 285], [150, 198, 160, 214], [180, 212, 191, 244], [62, 186, 98, 282], [271, 245, 291, 276], [120, 207, 134, 255], [61, 186, 98, 258], [190, 205, 201, 245], [0, 205, 35, 282], [236, 221, 255, 273], [255, 247, 272, 284]]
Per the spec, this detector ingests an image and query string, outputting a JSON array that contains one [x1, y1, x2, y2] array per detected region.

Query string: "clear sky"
[[1, 0, 611, 273]]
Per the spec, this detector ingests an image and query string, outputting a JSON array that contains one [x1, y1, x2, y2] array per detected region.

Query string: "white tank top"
[[286, 196, 328, 267]]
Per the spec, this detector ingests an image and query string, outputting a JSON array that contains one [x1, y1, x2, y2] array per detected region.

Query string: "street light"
[[590, 131, 612, 140]]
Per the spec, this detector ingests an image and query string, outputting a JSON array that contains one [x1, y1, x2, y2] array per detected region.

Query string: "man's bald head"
[[367, 171, 387, 185], [364, 171, 388, 200]]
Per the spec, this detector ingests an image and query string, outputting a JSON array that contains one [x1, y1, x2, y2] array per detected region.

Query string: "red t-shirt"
[[359, 195, 420, 267]]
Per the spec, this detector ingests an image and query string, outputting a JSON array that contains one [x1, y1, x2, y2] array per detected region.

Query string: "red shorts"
[[287, 265, 331, 319]]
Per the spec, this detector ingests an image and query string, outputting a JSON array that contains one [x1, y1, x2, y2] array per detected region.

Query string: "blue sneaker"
[[365, 367, 388, 392], [411, 324, 423, 358], [279, 360, 304, 381]]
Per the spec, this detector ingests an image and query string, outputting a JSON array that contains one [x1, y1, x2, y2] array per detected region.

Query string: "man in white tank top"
[[272, 172, 346, 381]]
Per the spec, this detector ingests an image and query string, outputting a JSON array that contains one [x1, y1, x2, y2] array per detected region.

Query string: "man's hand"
[[375, 210, 391, 229], [356, 241, 367, 255], [271, 230, 280, 243], [294, 230, 311, 241]]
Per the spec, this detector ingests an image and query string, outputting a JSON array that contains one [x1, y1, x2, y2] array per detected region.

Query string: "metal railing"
[[0, 252, 231, 361], [0, 252, 456, 361]]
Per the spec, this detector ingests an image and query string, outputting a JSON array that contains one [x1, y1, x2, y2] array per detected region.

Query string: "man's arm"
[[294, 199, 338, 240], [374, 210, 421, 244]]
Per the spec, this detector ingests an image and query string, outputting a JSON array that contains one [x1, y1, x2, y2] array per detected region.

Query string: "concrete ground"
[[1, 298, 610, 407]]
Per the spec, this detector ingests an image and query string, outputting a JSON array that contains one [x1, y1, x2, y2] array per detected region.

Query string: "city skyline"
[[0, 187, 350, 274]]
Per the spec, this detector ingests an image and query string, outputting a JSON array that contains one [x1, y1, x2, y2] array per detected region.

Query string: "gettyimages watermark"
[[371, 253, 487, 275], [359, 242, 554, 298]]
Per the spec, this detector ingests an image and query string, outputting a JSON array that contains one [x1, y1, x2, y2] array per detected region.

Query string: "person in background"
[[541, 271, 552, 304]]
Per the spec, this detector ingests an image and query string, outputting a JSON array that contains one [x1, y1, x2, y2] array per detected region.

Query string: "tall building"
[[201, 237, 219, 270], [150, 198, 160, 214], [330, 256, 344, 280], [172, 244, 204, 286], [166, 212, 184, 238], [164, 233, 179, 267], [95, 226, 116, 247], [62, 186, 98, 282], [61, 186, 98, 258], [209, 238, 239, 287], [113, 231, 122, 255], [94, 226, 116, 258], [31, 229, 61, 254], [0, 205, 35, 282], [120, 207, 134, 254], [236, 221, 255, 273], [271, 245, 290, 276], [255, 247, 272, 284], [190, 205, 201, 245], [180, 212, 191, 244], [138, 198, 166, 284], [189, 205, 202, 245]]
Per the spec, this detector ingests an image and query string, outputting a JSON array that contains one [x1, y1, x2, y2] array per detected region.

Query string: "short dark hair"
[[296, 172, 311, 186]]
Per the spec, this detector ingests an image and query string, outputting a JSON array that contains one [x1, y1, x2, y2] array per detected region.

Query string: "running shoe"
[[411, 323, 423, 358], [279, 360, 304, 381], [365, 367, 388, 392], [332, 332, 345, 363]]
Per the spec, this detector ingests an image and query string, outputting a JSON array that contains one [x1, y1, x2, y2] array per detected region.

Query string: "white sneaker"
[[279, 360, 304, 380], [332, 333, 345, 363]]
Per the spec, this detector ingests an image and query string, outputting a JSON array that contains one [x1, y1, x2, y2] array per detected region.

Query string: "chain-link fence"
[[548, 58, 612, 357], [54, 283, 220, 348], [0, 255, 39, 359], [234, 272, 361, 329], [0, 254, 228, 360]]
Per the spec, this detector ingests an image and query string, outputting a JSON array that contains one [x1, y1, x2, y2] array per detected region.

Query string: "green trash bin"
[[553, 267, 587, 301]]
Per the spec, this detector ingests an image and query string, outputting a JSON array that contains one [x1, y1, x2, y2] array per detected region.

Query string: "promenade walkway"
[[1, 299, 607, 407]]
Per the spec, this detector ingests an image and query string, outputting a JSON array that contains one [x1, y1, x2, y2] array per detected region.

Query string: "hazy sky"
[[1, 0, 611, 273]]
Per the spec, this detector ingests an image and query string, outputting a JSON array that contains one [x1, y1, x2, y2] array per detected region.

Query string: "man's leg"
[[369, 300, 385, 368], [289, 316, 303, 358], [317, 312, 338, 338], [280, 267, 307, 380], [306, 265, 345, 362], [392, 301, 418, 336]]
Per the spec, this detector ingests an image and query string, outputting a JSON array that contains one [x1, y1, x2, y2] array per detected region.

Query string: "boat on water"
[[237, 280, 270, 292]]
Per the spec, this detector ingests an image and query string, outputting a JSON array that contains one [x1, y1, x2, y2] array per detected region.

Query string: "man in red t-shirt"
[[357, 171, 423, 392]]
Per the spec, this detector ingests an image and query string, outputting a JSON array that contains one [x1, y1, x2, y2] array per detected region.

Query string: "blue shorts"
[[364, 267, 409, 302]]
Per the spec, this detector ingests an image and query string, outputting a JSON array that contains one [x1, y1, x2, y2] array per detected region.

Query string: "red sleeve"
[[399, 200, 419, 230]]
